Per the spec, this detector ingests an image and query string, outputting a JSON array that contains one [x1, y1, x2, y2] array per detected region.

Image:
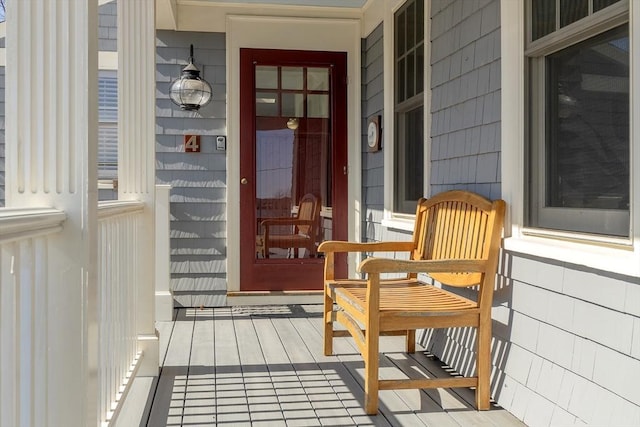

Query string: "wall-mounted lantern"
[[169, 44, 212, 111]]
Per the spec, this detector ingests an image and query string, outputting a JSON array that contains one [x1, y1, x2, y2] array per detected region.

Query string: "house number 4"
[[184, 135, 201, 152]]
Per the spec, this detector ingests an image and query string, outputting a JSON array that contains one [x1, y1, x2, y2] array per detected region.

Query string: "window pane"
[[98, 71, 117, 180], [98, 75, 117, 122], [397, 57, 406, 102], [594, 0, 620, 13], [416, 43, 424, 94], [395, 105, 424, 213], [256, 66, 278, 89], [396, 10, 406, 56], [407, 53, 415, 98], [545, 26, 629, 214], [407, 2, 416, 51], [560, 0, 588, 28], [98, 124, 118, 179], [532, 0, 556, 41], [416, 0, 424, 43], [404, 107, 424, 203]]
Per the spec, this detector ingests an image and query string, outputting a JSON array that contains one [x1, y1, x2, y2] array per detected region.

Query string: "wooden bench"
[[318, 190, 506, 414]]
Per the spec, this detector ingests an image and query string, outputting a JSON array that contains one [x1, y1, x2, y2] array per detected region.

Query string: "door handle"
[[241, 177, 248, 185]]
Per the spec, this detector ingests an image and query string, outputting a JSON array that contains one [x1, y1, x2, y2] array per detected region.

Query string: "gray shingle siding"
[[98, 1, 117, 52], [362, 24, 386, 244], [156, 30, 227, 308], [425, 253, 640, 426], [421, 0, 504, 392], [429, 0, 501, 200]]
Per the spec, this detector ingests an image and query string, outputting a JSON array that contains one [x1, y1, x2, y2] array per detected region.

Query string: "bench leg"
[[364, 302, 380, 415], [323, 290, 334, 356], [364, 336, 380, 415], [406, 330, 416, 353], [476, 323, 491, 410]]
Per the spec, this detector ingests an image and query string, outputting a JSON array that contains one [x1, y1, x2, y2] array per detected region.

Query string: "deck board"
[[147, 310, 194, 426], [144, 305, 526, 427], [182, 308, 216, 425]]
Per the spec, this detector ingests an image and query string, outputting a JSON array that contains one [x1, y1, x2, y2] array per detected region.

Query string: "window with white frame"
[[394, 0, 424, 214], [98, 70, 118, 180], [526, 0, 629, 237]]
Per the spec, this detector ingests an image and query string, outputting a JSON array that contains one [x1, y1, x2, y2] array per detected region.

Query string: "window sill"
[[504, 230, 639, 278], [381, 216, 415, 233]]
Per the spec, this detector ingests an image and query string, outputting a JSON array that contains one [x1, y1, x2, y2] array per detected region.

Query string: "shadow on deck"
[[136, 305, 525, 426]]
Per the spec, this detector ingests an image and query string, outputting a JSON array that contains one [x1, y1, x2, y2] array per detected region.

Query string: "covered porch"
[[0, 1, 525, 425], [7, 0, 640, 425]]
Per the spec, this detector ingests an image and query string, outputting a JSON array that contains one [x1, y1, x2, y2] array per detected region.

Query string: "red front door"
[[239, 48, 348, 291]]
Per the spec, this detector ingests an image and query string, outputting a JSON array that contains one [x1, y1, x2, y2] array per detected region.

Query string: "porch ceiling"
[[200, 0, 367, 6], [156, 0, 368, 32]]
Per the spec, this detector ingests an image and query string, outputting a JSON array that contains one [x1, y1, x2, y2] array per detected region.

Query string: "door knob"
[[240, 177, 248, 185]]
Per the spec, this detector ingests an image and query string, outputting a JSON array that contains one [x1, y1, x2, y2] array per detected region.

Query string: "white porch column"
[[118, 0, 160, 375], [156, 184, 173, 322], [5, 1, 99, 426]]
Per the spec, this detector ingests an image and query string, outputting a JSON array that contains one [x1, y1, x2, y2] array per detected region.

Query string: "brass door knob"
[[240, 177, 248, 185]]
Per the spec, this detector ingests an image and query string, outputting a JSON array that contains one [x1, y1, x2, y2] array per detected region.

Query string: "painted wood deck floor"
[[143, 305, 526, 427]]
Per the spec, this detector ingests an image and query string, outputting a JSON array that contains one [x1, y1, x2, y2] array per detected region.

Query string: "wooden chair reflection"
[[260, 193, 321, 259], [318, 190, 506, 414]]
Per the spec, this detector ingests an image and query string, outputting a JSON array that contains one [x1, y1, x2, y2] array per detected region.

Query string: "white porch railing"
[[0, 208, 67, 427], [97, 200, 145, 425], [0, 201, 150, 426]]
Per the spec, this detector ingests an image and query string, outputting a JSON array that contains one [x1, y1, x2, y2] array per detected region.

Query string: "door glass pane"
[[307, 94, 329, 118], [282, 92, 304, 117], [255, 65, 332, 260], [256, 66, 278, 89], [256, 92, 278, 116], [282, 67, 304, 90], [308, 68, 329, 91]]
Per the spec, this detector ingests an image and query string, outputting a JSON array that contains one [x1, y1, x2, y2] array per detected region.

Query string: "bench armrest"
[[358, 258, 488, 274]]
